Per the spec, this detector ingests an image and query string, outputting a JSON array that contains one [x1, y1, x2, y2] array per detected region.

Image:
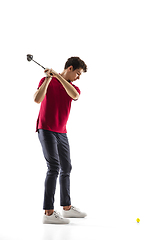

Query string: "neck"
[[60, 71, 71, 83], [61, 70, 68, 81]]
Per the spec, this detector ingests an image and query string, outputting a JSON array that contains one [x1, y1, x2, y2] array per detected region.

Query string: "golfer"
[[34, 57, 87, 224]]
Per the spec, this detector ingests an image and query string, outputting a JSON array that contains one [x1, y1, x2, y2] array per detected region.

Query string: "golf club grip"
[[44, 69, 53, 76]]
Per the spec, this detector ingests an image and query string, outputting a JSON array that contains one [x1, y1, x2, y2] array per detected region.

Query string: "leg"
[[57, 133, 72, 207], [38, 129, 60, 211]]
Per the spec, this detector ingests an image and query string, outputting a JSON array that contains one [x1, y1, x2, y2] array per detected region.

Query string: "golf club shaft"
[[32, 59, 53, 75], [32, 59, 45, 70], [27, 54, 53, 76]]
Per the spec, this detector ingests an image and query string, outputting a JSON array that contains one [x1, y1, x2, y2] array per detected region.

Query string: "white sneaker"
[[62, 206, 87, 218], [43, 211, 70, 224]]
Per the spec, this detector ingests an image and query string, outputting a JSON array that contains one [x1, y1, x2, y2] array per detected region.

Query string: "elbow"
[[73, 93, 79, 100], [33, 95, 41, 104], [34, 98, 41, 104], [34, 99, 41, 104]]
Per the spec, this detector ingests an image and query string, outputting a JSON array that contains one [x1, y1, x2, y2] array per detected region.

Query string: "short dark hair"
[[64, 57, 87, 72]]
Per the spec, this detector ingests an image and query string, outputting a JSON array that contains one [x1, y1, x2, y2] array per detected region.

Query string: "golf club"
[[26, 54, 53, 75]]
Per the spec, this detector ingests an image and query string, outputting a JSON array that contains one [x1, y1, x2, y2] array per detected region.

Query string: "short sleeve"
[[71, 84, 81, 101], [37, 77, 46, 89], [72, 84, 81, 95]]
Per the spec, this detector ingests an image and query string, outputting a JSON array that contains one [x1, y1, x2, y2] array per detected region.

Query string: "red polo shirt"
[[36, 77, 80, 133]]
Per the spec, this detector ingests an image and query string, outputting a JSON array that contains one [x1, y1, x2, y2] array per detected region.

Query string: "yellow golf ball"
[[136, 218, 140, 223]]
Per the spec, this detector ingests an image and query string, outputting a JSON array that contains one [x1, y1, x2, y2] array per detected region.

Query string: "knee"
[[68, 164, 72, 173], [47, 162, 60, 176], [61, 163, 72, 175], [47, 167, 60, 176]]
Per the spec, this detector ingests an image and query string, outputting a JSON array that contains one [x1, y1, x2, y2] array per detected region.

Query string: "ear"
[[68, 66, 73, 72]]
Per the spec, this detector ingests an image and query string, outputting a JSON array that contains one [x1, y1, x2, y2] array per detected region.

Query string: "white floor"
[[1, 212, 160, 240]]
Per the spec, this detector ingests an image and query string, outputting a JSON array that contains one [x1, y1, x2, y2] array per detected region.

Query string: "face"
[[68, 67, 83, 82]]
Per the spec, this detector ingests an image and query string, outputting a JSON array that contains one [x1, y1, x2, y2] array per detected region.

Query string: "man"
[[34, 57, 87, 224]]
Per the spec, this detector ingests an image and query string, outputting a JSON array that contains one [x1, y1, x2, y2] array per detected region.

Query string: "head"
[[62, 57, 87, 82]]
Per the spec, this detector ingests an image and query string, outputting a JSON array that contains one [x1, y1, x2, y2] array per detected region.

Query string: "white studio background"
[[0, 0, 160, 235]]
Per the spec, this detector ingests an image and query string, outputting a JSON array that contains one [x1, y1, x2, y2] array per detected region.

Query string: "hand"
[[44, 68, 57, 77]]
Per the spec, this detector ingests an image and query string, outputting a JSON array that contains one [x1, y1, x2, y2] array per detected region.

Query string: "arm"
[[56, 74, 79, 100], [33, 76, 52, 104], [34, 68, 79, 104], [48, 69, 79, 100]]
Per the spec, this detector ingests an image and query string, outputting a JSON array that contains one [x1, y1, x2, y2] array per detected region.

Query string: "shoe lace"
[[54, 211, 63, 219], [71, 206, 81, 213]]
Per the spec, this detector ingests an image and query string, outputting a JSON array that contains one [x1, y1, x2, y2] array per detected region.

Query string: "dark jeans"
[[38, 129, 72, 210]]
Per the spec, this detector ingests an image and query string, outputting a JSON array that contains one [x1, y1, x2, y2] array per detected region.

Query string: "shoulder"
[[37, 77, 45, 89], [38, 76, 59, 89], [71, 83, 81, 95]]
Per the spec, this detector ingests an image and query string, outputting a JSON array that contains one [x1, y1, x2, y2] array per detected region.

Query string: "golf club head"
[[27, 54, 33, 62], [26, 54, 46, 71]]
